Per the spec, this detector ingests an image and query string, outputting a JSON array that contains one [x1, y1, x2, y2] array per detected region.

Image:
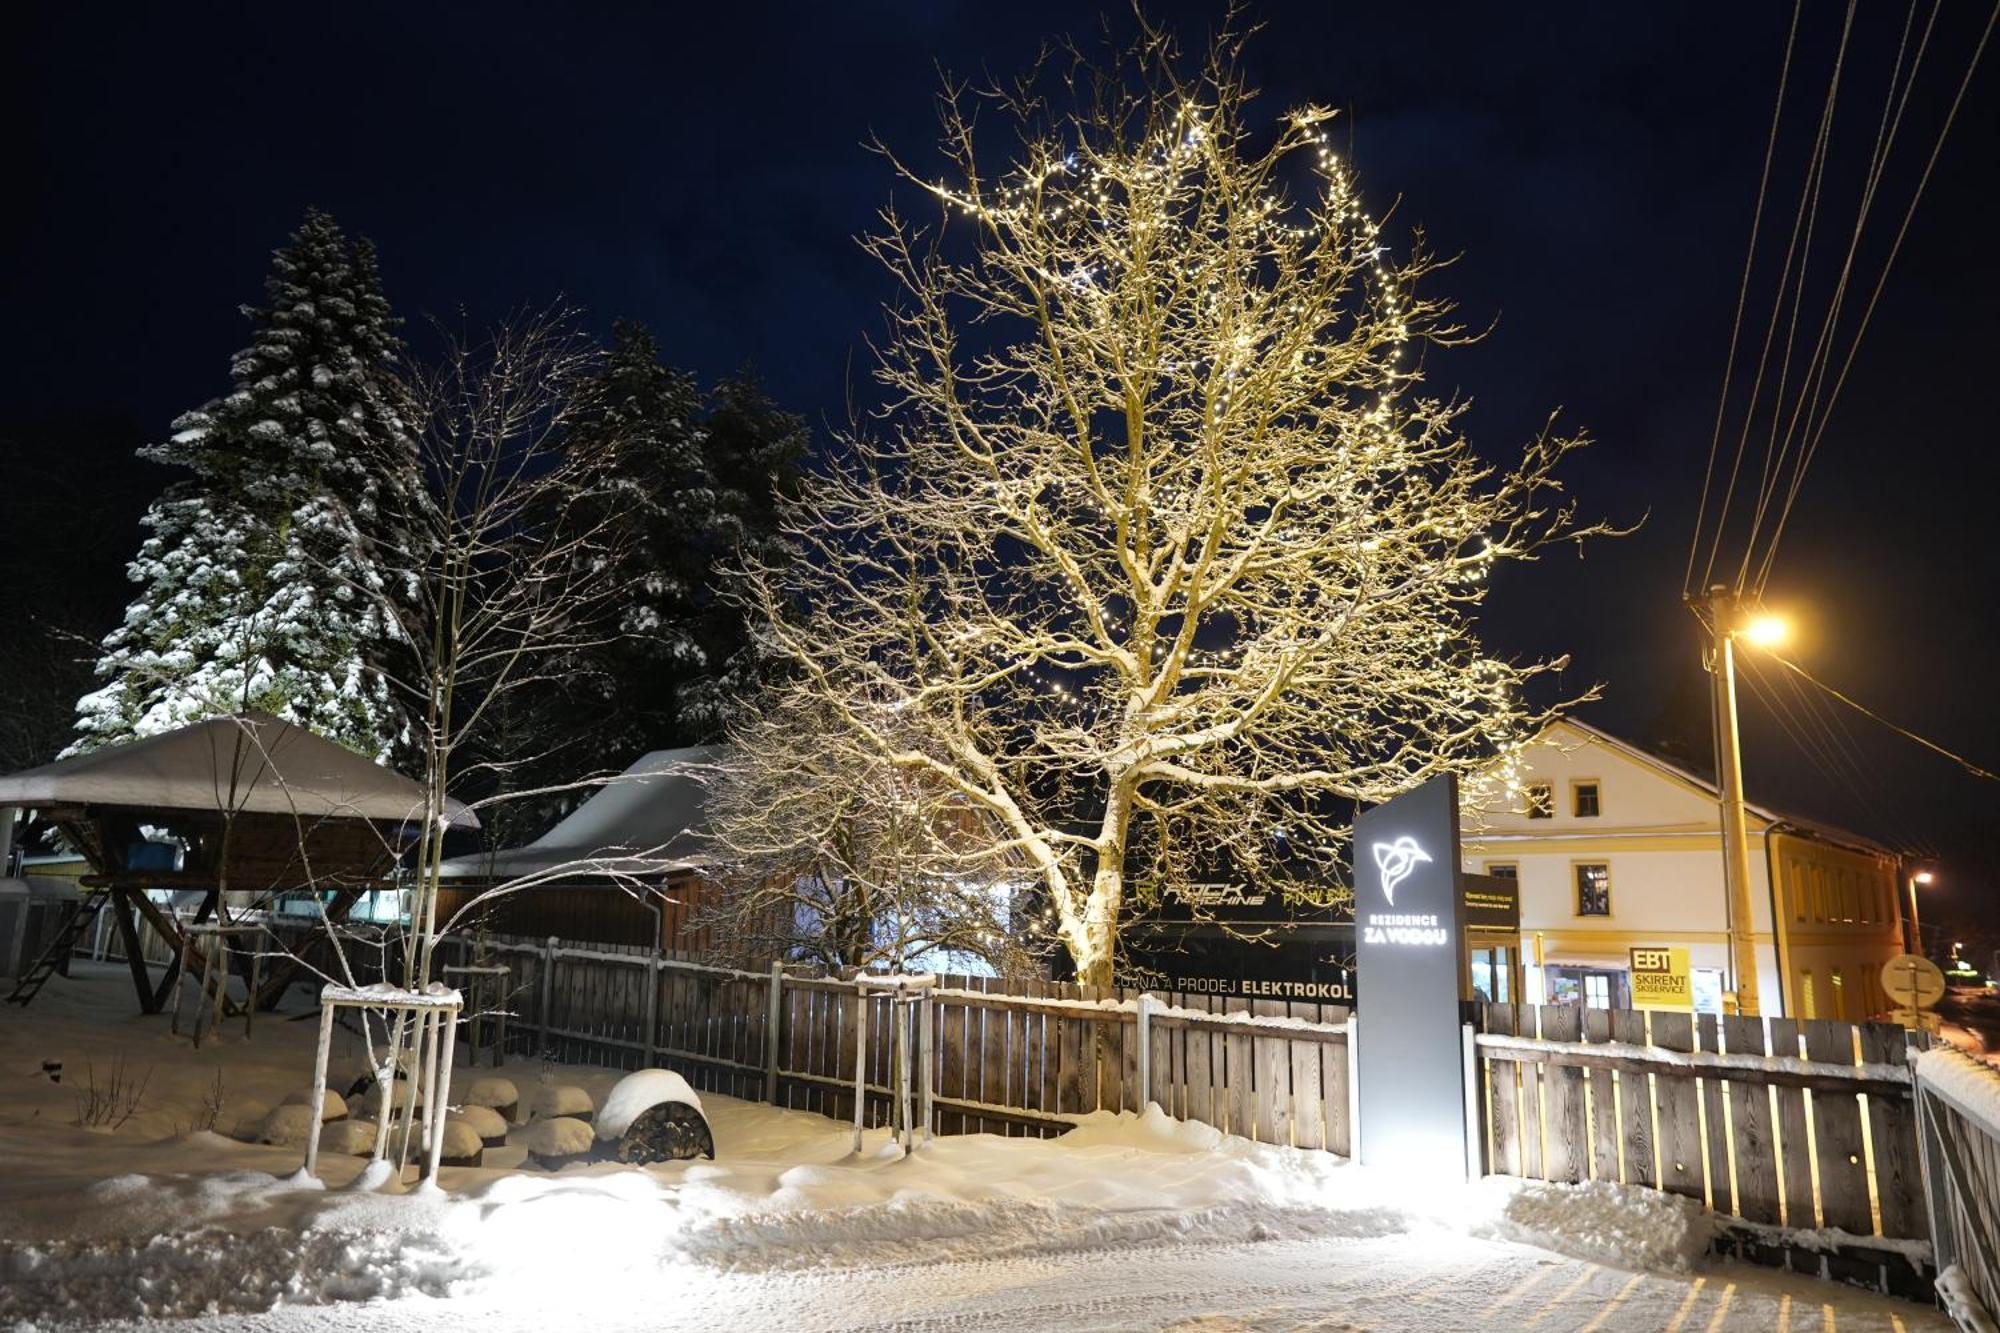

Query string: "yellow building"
[[1464, 718, 1907, 1019]]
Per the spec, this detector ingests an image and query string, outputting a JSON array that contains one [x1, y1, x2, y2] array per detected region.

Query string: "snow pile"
[[1468, 1176, 1712, 1274], [282, 1088, 349, 1120], [464, 1077, 519, 1116], [256, 1103, 322, 1147], [520, 1116, 595, 1161], [452, 1104, 509, 1146], [438, 1120, 485, 1162], [321, 1119, 379, 1156], [530, 1084, 594, 1121], [596, 1069, 703, 1141]]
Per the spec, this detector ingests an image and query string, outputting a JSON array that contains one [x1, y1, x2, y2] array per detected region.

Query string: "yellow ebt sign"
[[1630, 947, 1693, 1010]]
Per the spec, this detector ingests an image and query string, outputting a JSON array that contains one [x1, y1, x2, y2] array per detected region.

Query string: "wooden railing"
[[1913, 1047, 2000, 1325]]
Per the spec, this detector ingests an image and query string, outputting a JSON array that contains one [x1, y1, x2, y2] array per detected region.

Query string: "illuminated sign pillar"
[[1353, 772, 1475, 1181]]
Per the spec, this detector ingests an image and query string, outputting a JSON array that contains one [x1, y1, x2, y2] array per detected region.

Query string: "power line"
[[1756, 0, 1999, 589], [1771, 652, 2000, 784], [1686, 0, 1801, 599]]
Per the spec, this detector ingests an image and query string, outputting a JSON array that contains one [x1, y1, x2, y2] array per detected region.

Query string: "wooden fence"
[[1912, 1049, 2000, 1324], [465, 934, 1353, 1151], [1474, 1001, 1933, 1290]]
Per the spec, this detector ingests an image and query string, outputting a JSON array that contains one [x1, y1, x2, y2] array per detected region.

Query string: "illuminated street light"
[[1743, 613, 1789, 648]]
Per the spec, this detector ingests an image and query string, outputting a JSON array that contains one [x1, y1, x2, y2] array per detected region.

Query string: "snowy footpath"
[[0, 965, 1949, 1332]]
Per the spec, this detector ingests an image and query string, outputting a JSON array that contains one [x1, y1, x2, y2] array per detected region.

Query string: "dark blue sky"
[[9, 2, 1997, 931]]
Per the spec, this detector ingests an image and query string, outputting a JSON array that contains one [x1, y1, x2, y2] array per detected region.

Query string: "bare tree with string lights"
[[726, 18, 1611, 986]]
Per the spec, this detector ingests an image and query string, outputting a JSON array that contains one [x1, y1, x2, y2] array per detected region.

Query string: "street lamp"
[[1697, 587, 1788, 1016], [1906, 865, 1937, 957]]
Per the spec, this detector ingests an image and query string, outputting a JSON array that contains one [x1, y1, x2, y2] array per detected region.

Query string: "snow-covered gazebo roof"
[[440, 745, 724, 881], [0, 712, 476, 828]]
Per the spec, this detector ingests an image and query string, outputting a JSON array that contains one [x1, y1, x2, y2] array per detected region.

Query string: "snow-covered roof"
[[438, 745, 726, 881], [0, 712, 475, 828]]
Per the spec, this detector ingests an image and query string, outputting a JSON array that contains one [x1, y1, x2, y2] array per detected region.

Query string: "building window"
[[1584, 974, 1611, 1009], [1575, 863, 1611, 916], [1572, 780, 1601, 818], [1830, 968, 1846, 1020], [1486, 862, 1519, 880], [1526, 783, 1554, 819], [1800, 970, 1817, 1019]]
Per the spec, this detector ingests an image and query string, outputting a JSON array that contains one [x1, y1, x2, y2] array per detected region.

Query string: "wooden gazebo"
[[0, 712, 477, 1013]]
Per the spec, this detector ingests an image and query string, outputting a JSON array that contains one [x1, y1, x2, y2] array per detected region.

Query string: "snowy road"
[[82, 1230, 1941, 1332]]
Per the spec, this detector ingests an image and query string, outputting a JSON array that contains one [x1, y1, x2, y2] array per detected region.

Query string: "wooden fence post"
[[764, 959, 784, 1105], [539, 936, 557, 1050], [1135, 993, 1154, 1108], [851, 977, 868, 1152], [919, 990, 935, 1143], [641, 954, 660, 1068]]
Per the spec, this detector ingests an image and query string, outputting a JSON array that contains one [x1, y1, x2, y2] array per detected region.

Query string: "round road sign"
[[1882, 953, 1947, 1009]]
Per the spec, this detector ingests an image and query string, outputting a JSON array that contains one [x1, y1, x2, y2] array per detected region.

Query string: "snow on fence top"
[[1917, 1047, 2000, 1132]]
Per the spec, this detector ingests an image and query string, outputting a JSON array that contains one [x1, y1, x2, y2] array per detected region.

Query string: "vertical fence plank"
[[1225, 998, 1255, 1140], [1860, 1023, 1926, 1241], [1766, 1017, 1818, 1228], [1610, 1008, 1655, 1189], [1721, 1014, 1782, 1224], [1695, 1014, 1734, 1215], [1582, 1006, 1620, 1183], [1537, 1004, 1586, 1183], [1289, 1002, 1325, 1151], [1059, 1010, 1090, 1115], [1649, 1010, 1707, 1202], [1485, 1003, 1524, 1177], [940, 989, 967, 1135], [1186, 996, 1217, 1128], [1804, 1019, 1873, 1235], [1251, 998, 1291, 1146]]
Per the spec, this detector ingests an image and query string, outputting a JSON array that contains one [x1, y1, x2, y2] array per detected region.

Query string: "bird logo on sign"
[[1373, 836, 1432, 906]]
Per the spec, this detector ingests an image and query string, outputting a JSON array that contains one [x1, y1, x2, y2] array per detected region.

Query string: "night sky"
[[9, 3, 1997, 939]]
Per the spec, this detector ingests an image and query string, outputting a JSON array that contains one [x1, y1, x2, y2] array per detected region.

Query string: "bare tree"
[[732, 21, 1611, 986], [706, 688, 1028, 975], [376, 308, 642, 987]]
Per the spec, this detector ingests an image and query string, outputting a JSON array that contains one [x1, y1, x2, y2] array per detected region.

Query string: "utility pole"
[[1703, 585, 1768, 1016]]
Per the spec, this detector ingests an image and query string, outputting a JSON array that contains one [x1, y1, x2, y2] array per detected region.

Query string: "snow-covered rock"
[[520, 1116, 595, 1168], [437, 1119, 484, 1167], [254, 1103, 319, 1148], [595, 1069, 703, 1141], [451, 1103, 509, 1147], [280, 1089, 348, 1121], [529, 1084, 593, 1123], [318, 1119, 379, 1156], [463, 1076, 519, 1121]]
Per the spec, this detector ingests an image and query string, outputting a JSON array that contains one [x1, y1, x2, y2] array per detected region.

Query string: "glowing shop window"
[[1584, 974, 1611, 1009]]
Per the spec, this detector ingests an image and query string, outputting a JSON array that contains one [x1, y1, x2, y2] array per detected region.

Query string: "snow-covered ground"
[[0, 963, 1950, 1331]]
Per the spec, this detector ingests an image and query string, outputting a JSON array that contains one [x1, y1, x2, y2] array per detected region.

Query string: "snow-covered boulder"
[[451, 1103, 510, 1148], [438, 1118, 485, 1168], [596, 1069, 703, 1140], [320, 1119, 379, 1156], [224, 1098, 273, 1141], [360, 1079, 428, 1116], [520, 1116, 595, 1169], [464, 1076, 519, 1122], [255, 1103, 319, 1148], [529, 1084, 594, 1124], [281, 1089, 349, 1121]]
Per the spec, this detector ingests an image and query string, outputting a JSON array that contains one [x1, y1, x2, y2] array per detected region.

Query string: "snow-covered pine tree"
[[544, 329, 805, 759], [70, 209, 419, 761]]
